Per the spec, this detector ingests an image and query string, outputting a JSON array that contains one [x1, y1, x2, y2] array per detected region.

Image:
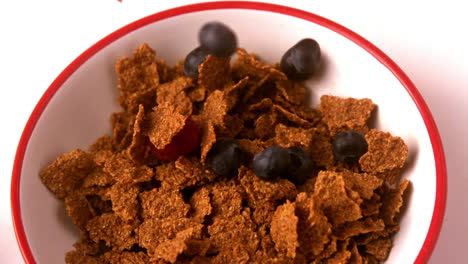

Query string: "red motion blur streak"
[[11, 2, 446, 264]]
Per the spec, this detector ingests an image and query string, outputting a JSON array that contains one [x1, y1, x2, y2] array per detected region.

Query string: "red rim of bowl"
[[11, 1, 447, 263]]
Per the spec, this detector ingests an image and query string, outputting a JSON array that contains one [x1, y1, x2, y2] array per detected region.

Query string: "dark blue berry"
[[253, 146, 291, 180], [199, 22, 237, 57], [208, 139, 245, 177], [286, 147, 314, 184], [280, 38, 321, 80], [184, 47, 209, 79], [332, 131, 368, 164]]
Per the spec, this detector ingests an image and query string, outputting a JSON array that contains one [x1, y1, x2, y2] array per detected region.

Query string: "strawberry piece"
[[152, 118, 201, 161]]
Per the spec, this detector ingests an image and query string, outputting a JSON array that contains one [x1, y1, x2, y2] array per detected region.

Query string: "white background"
[[0, 0, 466, 263]]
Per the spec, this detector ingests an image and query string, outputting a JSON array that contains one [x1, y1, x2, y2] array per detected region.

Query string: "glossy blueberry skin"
[[253, 146, 291, 180], [199, 22, 237, 57], [208, 139, 245, 177], [286, 146, 314, 185], [184, 47, 209, 79], [332, 131, 368, 164], [280, 38, 321, 80]]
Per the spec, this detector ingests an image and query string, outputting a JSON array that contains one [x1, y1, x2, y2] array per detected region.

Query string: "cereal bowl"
[[11, 2, 446, 264]]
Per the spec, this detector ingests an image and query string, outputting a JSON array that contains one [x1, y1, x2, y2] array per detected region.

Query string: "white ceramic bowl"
[[11, 2, 446, 264]]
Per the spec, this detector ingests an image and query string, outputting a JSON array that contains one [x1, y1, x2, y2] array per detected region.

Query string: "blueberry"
[[280, 38, 321, 80], [332, 131, 368, 164], [286, 147, 314, 184], [208, 139, 245, 177], [253, 146, 291, 180], [199, 22, 237, 57], [184, 46, 209, 79]]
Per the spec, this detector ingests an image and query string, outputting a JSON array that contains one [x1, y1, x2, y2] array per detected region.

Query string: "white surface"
[[0, 0, 466, 263]]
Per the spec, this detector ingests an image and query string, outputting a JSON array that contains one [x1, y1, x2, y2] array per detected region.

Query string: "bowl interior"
[[17, 8, 437, 264]]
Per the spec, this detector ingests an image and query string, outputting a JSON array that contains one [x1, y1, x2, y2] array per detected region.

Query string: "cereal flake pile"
[[40, 24, 410, 264]]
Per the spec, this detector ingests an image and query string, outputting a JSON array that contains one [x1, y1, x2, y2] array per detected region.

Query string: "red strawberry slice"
[[152, 118, 201, 161]]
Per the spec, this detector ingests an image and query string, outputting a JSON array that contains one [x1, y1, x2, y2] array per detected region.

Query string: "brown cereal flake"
[[154, 162, 187, 189], [110, 111, 135, 150], [270, 201, 299, 258], [237, 139, 267, 158], [146, 103, 188, 149], [187, 86, 207, 103], [156, 76, 194, 116], [155, 58, 172, 82], [254, 112, 278, 139], [242, 73, 272, 103], [85, 191, 113, 216], [273, 123, 314, 151], [251, 202, 276, 225], [314, 237, 338, 261], [178, 155, 217, 180], [335, 217, 385, 240], [115, 43, 160, 108], [273, 104, 313, 128], [356, 225, 400, 246], [309, 125, 335, 168], [127, 105, 154, 165], [138, 218, 198, 256], [208, 213, 258, 255], [380, 179, 410, 225], [86, 213, 137, 251], [375, 167, 404, 186], [211, 245, 251, 264], [361, 193, 382, 217], [324, 240, 352, 264], [140, 188, 189, 220], [40, 149, 95, 199], [123, 86, 158, 114], [364, 237, 392, 261], [224, 76, 250, 110], [313, 171, 362, 225], [103, 153, 153, 184], [295, 193, 332, 259], [198, 54, 231, 92], [154, 227, 200, 263], [248, 97, 274, 112], [359, 129, 408, 175], [71, 238, 103, 256], [189, 187, 212, 220], [200, 121, 217, 163], [183, 239, 212, 258], [166, 60, 186, 81], [82, 167, 115, 188], [217, 114, 244, 138], [239, 166, 297, 206], [65, 251, 102, 264], [93, 150, 114, 166], [65, 192, 96, 233], [102, 251, 150, 264], [233, 48, 286, 82], [200, 90, 229, 129], [340, 170, 383, 200], [297, 176, 317, 194], [276, 80, 308, 106], [318, 95, 375, 136], [175, 156, 218, 185], [210, 180, 244, 218], [349, 242, 364, 264], [189, 256, 212, 264], [107, 183, 140, 221], [362, 255, 380, 264]]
